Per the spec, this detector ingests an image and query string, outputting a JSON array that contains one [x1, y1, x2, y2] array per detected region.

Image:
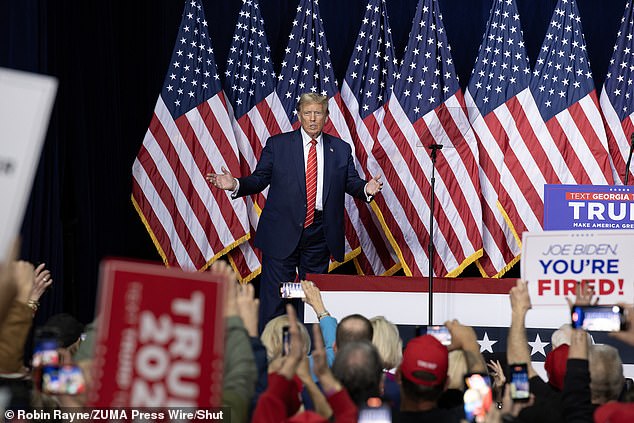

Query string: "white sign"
[[521, 230, 634, 307], [0, 68, 57, 259]]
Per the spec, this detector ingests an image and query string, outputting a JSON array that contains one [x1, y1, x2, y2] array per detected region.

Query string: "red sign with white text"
[[89, 259, 225, 407]]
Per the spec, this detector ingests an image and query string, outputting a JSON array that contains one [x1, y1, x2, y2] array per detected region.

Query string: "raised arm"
[[445, 319, 487, 373], [507, 279, 537, 378]]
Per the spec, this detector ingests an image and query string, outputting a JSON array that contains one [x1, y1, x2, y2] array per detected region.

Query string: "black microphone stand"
[[428, 144, 443, 326], [624, 133, 634, 185]]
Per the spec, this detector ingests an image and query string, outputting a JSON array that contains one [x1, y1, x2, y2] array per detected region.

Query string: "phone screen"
[[40, 365, 86, 395], [282, 325, 290, 356], [427, 325, 452, 346], [279, 282, 306, 299], [571, 305, 626, 332], [463, 373, 492, 422], [509, 363, 530, 402], [358, 398, 391, 423], [32, 339, 60, 367]]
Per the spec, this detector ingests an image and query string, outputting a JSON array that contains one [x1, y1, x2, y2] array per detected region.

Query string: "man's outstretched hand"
[[366, 174, 383, 196], [206, 166, 237, 191]]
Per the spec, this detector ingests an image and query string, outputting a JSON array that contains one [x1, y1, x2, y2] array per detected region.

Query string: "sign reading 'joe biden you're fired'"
[[521, 230, 634, 307]]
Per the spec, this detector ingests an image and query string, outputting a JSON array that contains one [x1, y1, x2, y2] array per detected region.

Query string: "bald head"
[[336, 314, 373, 350]]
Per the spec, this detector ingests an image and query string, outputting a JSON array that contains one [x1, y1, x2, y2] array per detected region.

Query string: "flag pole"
[[428, 143, 443, 326], [625, 133, 634, 185]]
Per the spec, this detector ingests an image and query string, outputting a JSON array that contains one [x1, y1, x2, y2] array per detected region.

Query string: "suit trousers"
[[258, 210, 330, 333]]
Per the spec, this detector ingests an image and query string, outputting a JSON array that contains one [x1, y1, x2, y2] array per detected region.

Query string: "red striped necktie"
[[304, 139, 318, 227]]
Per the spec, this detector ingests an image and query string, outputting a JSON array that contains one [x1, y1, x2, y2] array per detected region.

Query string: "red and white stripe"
[[466, 88, 613, 259], [340, 83, 401, 276], [324, 93, 402, 272], [227, 92, 292, 282], [132, 93, 250, 271], [376, 92, 483, 277], [600, 90, 633, 184]]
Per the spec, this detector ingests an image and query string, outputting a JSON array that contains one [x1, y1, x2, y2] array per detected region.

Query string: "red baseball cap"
[[400, 335, 448, 387], [544, 344, 569, 391], [594, 402, 634, 423]]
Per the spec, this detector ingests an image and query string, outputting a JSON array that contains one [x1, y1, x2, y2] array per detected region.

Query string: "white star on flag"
[[528, 333, 550, 357], [477, 332, 498, 353]]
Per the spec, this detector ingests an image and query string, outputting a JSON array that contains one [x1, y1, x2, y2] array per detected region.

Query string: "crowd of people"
[[1, 245, 634, 422]]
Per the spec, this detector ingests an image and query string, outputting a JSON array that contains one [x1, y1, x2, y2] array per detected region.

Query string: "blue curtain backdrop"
[[0, 0, 626, 323]]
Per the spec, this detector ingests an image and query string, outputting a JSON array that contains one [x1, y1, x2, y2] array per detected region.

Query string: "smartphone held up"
[[571, 304, 627, 332], [509, 363, 530, 402], [463, 373, 492, 423], [426, 325, 452, 346], [32, 329, 86, 396], [279, 282, 306, 299], [39, 364, 86, 395]]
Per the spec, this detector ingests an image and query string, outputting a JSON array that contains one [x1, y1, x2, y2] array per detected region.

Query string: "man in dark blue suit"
[[207, 93, 383, 330]]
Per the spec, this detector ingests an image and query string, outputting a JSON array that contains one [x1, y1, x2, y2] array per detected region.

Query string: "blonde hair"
[[260, 314, 311, 361], [296, 93, 329, 114], [369, 316, 402, 370], [447, 350, 468, 390]]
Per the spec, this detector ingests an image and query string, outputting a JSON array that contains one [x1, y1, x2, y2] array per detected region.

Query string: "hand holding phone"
[[509, 363, 530, 402], [427, 325, 452, 346], [32, 338, 60, 367], [39, 364, 86, 395], [571, 305, 627, 332], [463, 373, 492, 423]]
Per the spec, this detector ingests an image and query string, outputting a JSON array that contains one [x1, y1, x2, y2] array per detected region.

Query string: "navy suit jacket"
[[236, 129, 369, 261]]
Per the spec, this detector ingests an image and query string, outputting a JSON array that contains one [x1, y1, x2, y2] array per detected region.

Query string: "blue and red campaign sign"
[[544, 184, 634, 230]]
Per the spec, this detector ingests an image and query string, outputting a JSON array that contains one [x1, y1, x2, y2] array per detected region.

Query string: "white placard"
[[0, 68, 57, 259], [521, 230, 634, 307]]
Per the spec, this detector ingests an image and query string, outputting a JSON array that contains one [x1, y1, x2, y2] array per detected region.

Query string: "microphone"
[[625, 133, 634, 185], [428, 144, 444, 150]]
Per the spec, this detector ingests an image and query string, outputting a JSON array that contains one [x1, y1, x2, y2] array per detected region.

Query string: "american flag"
[[528, 0, 614, 190], [223, 0, 292, 283], [131, 0, 249, 270], [465, 0, 530, 277], [376, 0, 483, 277], [340, 0, 401, 276], [275, 0, 381, 269], [600, 0, 634, 184]]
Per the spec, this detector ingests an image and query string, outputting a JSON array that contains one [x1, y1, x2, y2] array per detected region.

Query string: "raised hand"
[[31, 263, 53, 303], [610, 305, 634, 346], [565, 281, 597, 309], [487, 359, 506, 390], [206, 166, 237, 191], [510, 279, 532, 315], [301, 280, 327, 316], [236, 283, 259, 337]]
